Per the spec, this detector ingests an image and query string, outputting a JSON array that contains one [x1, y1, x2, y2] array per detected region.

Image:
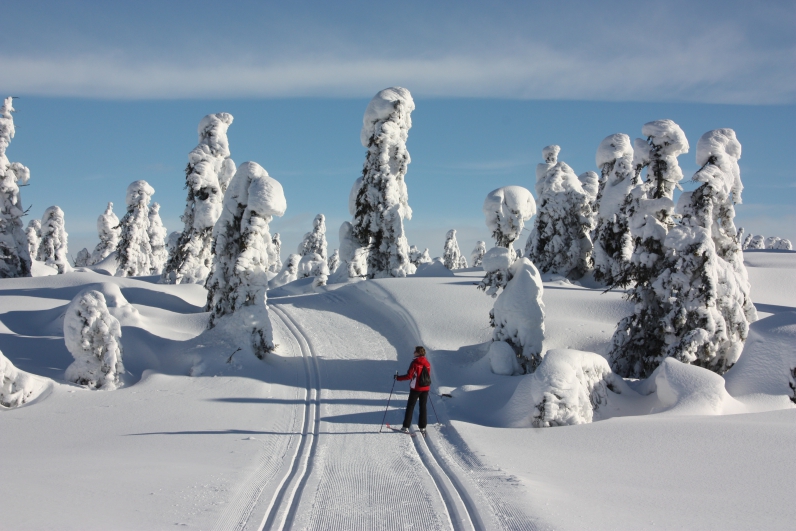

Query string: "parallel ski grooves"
[[256, 304, 322, 531]]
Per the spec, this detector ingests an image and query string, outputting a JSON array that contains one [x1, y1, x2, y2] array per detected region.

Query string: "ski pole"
[[429, 393, 441, 426], [379, 371, 399, 433]]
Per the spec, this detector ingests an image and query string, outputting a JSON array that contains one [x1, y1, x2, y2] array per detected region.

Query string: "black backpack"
[[418, 366, 431, 387]]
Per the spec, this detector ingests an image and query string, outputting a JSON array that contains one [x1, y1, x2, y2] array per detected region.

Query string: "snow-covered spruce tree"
[[471, 241, 486, 268], [489, 257, 546, 373], [592, 133, 640, 286], [458, 255, 469, 269], [205, 162, 286, 359], [38, 206, 70, 274], [63, 289, 124, 390], [88, 202, 120, 265], [269, 233, 282, 273], [409, 245, 432, 267], [526, 147, 595, 278], [0, 349, 41, 408], [609, 120, 690, 378], [647, 129, 757, 375], [443, 229, 464, 270], [746, 235, 764, 249], [25, 219, 41, 261], [115, 180, 154, 277], [483, 186, 536, 259], [765, 236, 793, 250], [270, 253, 300, 289], [351, 87, 416, 278], [166, 230, 180, 255], [74, 248, 90, 267], [578, 171, 600, 216], [741, 233, 753, 250], [333, 221, 367, 281], [327, 249, 340, 274], [297, 214, 328, 261], [298, 253, 330, 287], [0, 97, 32, 278], [148, 202, 167, 275], [161, 113, 236, 285]]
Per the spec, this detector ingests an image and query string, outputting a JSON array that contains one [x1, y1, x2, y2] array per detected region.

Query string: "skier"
[[395, 346, 431, 435]]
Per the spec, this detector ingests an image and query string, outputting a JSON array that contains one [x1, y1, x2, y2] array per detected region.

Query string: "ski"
[[386, 423, 416, 437]]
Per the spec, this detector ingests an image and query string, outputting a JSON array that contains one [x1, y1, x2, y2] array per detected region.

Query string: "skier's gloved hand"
[[393, 374, 397, 380]]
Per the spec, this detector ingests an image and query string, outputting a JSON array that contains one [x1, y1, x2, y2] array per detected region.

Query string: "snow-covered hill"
[[0, 252, 794, 530]]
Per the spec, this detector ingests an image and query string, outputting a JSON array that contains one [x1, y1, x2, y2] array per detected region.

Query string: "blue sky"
[[2, 0, 794, 257]]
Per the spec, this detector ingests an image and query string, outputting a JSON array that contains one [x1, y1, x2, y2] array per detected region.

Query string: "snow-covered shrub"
[[25, 219, 41, 260], [270, 253, 300, 289], [746, 235, 765, 249], [38, 206, 70, 274], [489, 341, 521, 376], [458, 255, 468, 268], [298, 253, 329, 287], [641, 129, 757, 375], [327, 249, 340, 274], [478, 246, 513, 297], [298, 213, 328, 261], [609, 120, 690, 378], [526, 147, 595, 278], [409, 245, 432, 267], [0, 97, 32, 278], [74, 248, 90, 267], [483, 186, 536, 257], [63, 289, 124, 390], [205, 162, 286, 359], [764, 236, 792, 250], [351, 87, 416, 278], [443, 229, 464, 270], [147, 202, 167, 274], [470, 241, 486, 268], [269, 233, 282, 273], [592, 133, 639, 286], [116, 180, 154, 277], [0, 349, 44, 408], [88, 202, 121, 265], [332, 221, 367, 282], [162, 113, 236, 285], [490, 257, 545, 371], [528, 350, 618, 427]]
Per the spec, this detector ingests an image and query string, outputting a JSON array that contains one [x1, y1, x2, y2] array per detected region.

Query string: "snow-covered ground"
[[1, 251, 794, 530]]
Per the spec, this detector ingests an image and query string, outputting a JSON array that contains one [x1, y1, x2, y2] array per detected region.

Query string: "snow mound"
[[641, 119, 689, 157], [502, 349, 621, 428], [0, 349, 49, 408], [648, 358, 744, 416], [489, 341, 520, 375], [413, 258, 454, 277], [360, 87, 415, 147], [482, 186, 536, 247], [237, 163, 286, 217], [724, 311, 796, 401], [596, 133, 634, 167]]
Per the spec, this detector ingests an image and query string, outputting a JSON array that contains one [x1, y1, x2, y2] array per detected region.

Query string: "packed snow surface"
[[0, 251, 793, 530]]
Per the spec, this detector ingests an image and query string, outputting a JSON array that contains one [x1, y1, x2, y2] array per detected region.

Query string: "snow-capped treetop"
[[297, 214, 328, 260], [97, 202, 120, 239], [536, 145, 561, 196], [126, 180, 155, 208], [195, 112, 234, 159], [596, 133, 634, 168], [695, 128, 743, 204], [578, 171, 600, 201], [360, 87, 415, 148], [482, 246, 513, 275], [633, 119, 689, 199], [483, 186, 536, 249], [226, 162, 286, 218], [0, 97, 16, 158], [542, 145, 560, 164]]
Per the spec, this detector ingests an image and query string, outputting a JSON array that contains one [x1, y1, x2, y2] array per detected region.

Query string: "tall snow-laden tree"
[[269, 233, 282, 273], [297, 214, 328, 260], [116, 180, 155, 278], [88, 202, 120, 265], [327, 249, 340, 274], [270, 253, 300, 289], [0, 97, 32, 278], [38, 206, 70, 274], [471, 241, 486, 268], [351, 87, 416, 278], [25, 219, 41, 261], [592, 134, 639, 286], [443, 229, 464, 270], [488, 256, 546, 373], [205, 162, 286, 359], [609, 120, 690, 378], [74, 248, 90, 267], [526, 147, 595, 278], [63, 289, 124, 390], [148, 202, 167, 275], [333, 221, 367, 281], [483, 186, 536, 259], [162, 113, 236, 285]]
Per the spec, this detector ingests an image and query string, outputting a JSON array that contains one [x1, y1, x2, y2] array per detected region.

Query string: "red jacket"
[[397, 356, 431, 392]]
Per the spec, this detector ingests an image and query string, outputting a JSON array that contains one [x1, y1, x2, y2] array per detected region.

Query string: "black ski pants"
[[402, 389, 428, 430]]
